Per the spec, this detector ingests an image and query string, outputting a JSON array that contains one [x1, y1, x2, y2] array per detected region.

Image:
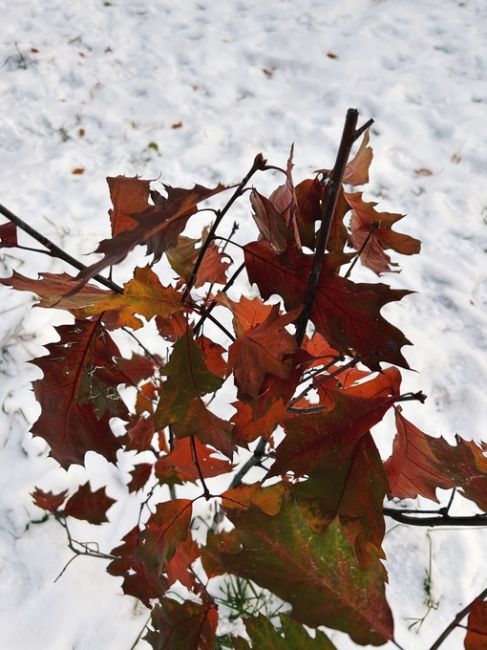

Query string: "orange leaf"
[[107, 175, 150, 235]]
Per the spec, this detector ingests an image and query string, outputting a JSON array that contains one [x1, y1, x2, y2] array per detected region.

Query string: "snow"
[[0, 0, 486, 647]]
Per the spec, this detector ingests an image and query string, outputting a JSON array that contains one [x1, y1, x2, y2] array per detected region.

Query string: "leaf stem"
[[344, 222, 379, 279], [182, 154, 266, 302], [229, 438, 267, 489], [190, 435, 211, 500]]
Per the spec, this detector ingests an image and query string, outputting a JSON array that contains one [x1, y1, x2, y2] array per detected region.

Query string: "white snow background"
[[1, 0, 486, 648]]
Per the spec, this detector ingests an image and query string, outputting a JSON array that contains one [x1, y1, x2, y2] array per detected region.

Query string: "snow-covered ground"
[[0, 1, 486, 648]]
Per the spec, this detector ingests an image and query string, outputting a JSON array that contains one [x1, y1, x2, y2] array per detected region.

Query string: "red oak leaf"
[[245, 240, 411, 370], [32, 318, 126, 469], [31, 488, 68, 513], [107, 175, 151, 236], [155, 437, 232, 485], [228, 304, 299, 401], [64, 483, 115, 525], [346, 192, 421, 275]]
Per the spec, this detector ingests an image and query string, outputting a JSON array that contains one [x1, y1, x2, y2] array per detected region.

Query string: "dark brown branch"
[[428, 586, 487, 649], [191, 435, 211, 500], [383, 507, 487, 527], [295, 109, 373, 344], [229, 438, 267, 489], [182, 153, 267, 301], [0, 203, 123, 293]]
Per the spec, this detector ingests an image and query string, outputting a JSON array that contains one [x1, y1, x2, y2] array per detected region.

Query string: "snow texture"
[[0, 0, 486, 648]]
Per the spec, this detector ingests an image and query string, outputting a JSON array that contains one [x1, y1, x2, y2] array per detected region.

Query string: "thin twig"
[[191, 435, 211, 500], [344, 222, 379, 279], [288, 357, 360, 408], [122, 326, 164, 369], [193, 261, 245, 336], [428, 586, 487, 649], [182, 154, 267, 302], [0, 203, 122, 293]]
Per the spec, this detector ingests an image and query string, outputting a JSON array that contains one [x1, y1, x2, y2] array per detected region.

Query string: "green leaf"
[[220, 498, 393, 646], [243, 613, 336, 649]]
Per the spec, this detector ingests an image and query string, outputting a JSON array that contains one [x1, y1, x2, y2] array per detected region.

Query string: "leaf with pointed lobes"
[[81, 266, 185, 330], [31, 487, 68, 513], [231, 397, 285, 445], [124, 415, 155, 451], [293, 433, 388, 568], [384, 408, 453, 502], [128, 463, 153, 492], [0, 271, 109, 311], [343, 130, 373, 186], [243, 613, 337, 649], [155, 437, 232, 486], [107, 526, 165, 606], [166, 536, 200, 590], [465, 598, 487, 650], [74, 182, 228, 288], [250, 189, 290, 253], [269, 145, 301, 242], [32, 319, 125, 469], [219, 499, 394, 646], [0, 221, 17, 247], [166, 234, 231, 287], [427, 435, 487, 511], [114, 352, 157, 384], [386, 410, 487, 509], [135, 499, 193, 574], [223, 483, 286, 516], [228, 304, 300, 402], [270, 367, 401, 477], [294, 179, 349, 253], [156, 328, 223, 423], [170, 397, 234, 459], [107, 175, 151, 236], [156, 310, 187, 342], [346, 192, 421, 275], [64, 483, 115, 525], [245, 240, 411, 370], [196, 335, 228, 378], [145, 598, 217, 650], [217, 294, 275, 337], [155, 330, 233, 457]]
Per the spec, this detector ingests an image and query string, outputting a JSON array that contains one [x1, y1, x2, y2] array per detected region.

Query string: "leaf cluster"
[[1, 109, 486, 649]]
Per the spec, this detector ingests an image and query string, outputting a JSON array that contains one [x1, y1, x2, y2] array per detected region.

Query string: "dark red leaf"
[[0, 222, 17, 247], [145, 598, 217, 650], [465, 598, 487, 650], [64, 483, 115, 524], [32, 318, 126, 469], [128, 463, 153, 493], [31, 487, 68, 513], [245, 240, 411, 370]]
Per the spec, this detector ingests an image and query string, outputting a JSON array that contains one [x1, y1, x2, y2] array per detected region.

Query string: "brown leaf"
[[343, 131, 373, 186], [346, 192, 421, 275], [146, 598, 217, 650], [128, 463, 153, 492], [107, 176, 151, 236], [155, 437, 232, 485], [74, 183, 228, 288]]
